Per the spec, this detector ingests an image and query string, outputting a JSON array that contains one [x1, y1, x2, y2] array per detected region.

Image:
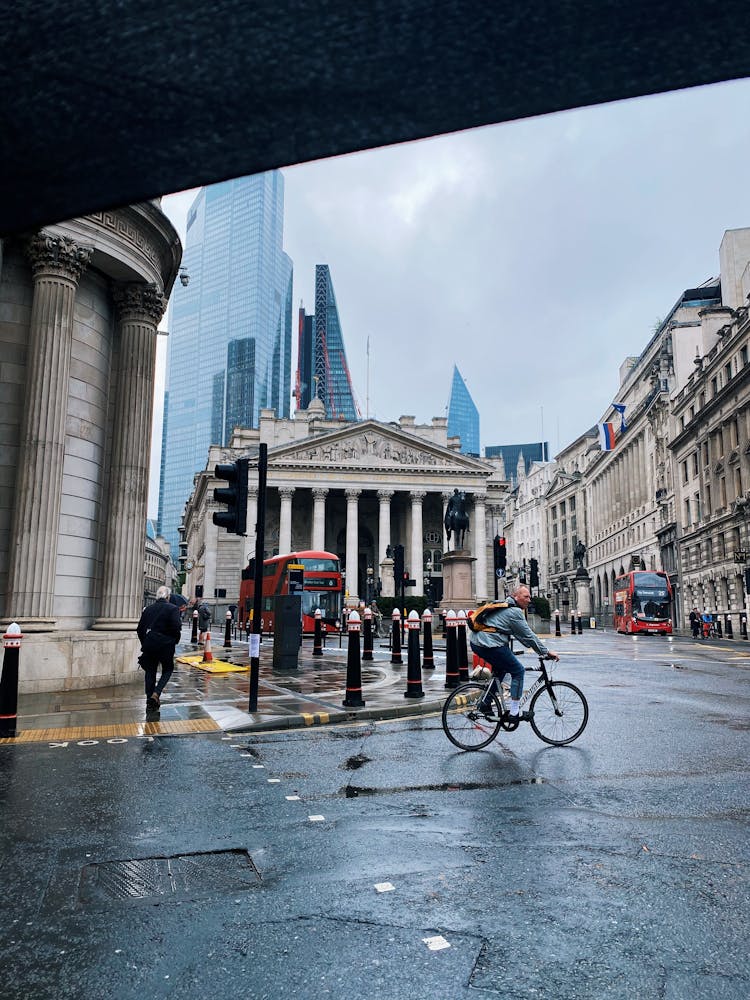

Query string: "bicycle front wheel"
[[529, 681, 588, 746], [442, 682, 502, 751]]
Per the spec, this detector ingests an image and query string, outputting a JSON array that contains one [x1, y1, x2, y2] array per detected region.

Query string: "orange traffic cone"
[[202, 631, 213, 663]]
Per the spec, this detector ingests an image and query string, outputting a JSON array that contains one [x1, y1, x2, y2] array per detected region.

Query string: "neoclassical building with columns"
[[0, 204, 181, 691], [181, 400, 509, 615]]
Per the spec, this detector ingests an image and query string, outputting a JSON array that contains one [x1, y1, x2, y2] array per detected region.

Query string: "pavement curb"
[[227, 696, 447, 733]]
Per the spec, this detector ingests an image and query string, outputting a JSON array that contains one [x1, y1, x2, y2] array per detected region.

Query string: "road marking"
[[374, 882, 395, 892], [0, 718, 221, 745], [286, 795, 301, 801], [308, 815, 325, 822], [267, 778, 281, 783]]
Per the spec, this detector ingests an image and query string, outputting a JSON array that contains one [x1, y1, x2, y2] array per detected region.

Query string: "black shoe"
[[146, 694, 160, 714]]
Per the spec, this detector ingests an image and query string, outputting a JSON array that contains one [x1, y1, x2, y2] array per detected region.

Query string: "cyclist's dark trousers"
[[471, 643, 524, 700], [140, 651, 175, 698]]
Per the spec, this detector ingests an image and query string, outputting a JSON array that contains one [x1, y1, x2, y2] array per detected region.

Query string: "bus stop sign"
[[288, 564, 304, 594]]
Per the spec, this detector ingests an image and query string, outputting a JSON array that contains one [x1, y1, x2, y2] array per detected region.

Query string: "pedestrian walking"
[[689, 607, 701, 639], [137, 585, 182, 714], [198, 601, 212, 643], [701, 610, 713, 639]]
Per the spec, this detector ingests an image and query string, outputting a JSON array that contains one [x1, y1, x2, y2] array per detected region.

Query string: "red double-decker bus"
[[239, 550, 343, 633], [613, 571, 673, 635]]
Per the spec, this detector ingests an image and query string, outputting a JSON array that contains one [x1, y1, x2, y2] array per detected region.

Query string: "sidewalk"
[[6, 625, 460, 743]]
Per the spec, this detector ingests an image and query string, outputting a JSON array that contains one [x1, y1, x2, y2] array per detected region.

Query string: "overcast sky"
[[149, 77, 750, 518]]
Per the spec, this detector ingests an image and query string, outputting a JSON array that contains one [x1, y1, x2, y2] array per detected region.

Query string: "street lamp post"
[[424, 556, 433, 607]]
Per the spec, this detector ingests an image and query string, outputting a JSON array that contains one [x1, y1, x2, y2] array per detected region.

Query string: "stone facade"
[[0, 205, 181, 691], [181, 406, 510, 617]]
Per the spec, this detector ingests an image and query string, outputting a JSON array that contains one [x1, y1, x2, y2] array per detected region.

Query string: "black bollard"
[[0, 623, 22, 738], [422, 609, 435, 668], [725, 614, 733, 640], [715, 615, 722, 638], [554, 610, 561, 637], [444, 610, 460, 688], [390, 609, 403, 665], [312, 609, 323, 656], [404, 611, 425, 699], [190, 610, 198, 644], [362, 608, 374, 661], [224, 610, 232, 648], [456, 611, 469, 681], [570, 613, 575, 635], [577, 613, 583, 635], [741, 614, 748, 640], [342, 611, 365, 707]]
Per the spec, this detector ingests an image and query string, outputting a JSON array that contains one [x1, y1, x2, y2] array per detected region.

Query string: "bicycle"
[[441, 656, 588, 749]]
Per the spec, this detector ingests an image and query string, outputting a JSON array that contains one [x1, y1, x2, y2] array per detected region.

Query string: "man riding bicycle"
[[470, 585, 559, 721]]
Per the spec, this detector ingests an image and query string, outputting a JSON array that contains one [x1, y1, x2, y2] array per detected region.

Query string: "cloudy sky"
[[150, 77, 750, 516]]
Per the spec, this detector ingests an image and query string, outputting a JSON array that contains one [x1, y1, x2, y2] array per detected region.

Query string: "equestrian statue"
[[444, 489, 470, 550]]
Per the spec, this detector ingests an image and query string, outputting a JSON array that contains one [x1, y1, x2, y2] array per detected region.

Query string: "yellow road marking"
[[0, 718, 221, 745]]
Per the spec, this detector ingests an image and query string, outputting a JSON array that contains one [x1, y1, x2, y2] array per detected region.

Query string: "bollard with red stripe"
[[362, 607, 374, 661], [444, 610, 459, 688], [342, 610, 365, 707], [456, 610, 469, 681], [190, 609, 199, 644], [312, 608, 323, 656], [0, 623, 22, 738], [421, 608, 434, 668], [224, 610, 232, 648], [404, 610, 425, 699], [390, 608, 402, 665]]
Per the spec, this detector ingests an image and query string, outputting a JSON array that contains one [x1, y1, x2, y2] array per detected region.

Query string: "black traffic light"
[[494, 535, 507, 571], [212, 457, 249, 535], [393, 544, 405, 582], [745, 567, 750, 594], [529, 558, 539, 588]]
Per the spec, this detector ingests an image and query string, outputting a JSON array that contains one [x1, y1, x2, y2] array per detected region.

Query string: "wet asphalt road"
[[0, 633, 748, 1000]]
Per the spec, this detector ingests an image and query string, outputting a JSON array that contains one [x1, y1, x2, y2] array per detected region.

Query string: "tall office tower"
[[447, 365, 480, 455], [484, 441, 550, 478], [157, 172, 293, 551], [294, 265, 359, 420]]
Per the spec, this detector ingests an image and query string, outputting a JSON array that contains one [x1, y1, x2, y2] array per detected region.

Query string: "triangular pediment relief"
[[266, 420, 490, 473]]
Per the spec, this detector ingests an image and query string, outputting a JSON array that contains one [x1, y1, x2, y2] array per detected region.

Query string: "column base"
[[3, 617, 57, 632], [91, 618, 139, 631]]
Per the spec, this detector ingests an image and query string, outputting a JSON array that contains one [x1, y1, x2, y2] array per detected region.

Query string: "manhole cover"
[[78, 849, 261, 905]]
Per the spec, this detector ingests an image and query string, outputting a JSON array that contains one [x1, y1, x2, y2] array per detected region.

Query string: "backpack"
[[466, 601, 510, 633]]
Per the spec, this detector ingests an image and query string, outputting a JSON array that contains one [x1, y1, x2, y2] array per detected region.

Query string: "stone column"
[[6, 233, 92, 628], [95, 283, 167, 628], [473, 493, 488, 600], [377, 489, 393, 565], [278, 487, 295, 554], [345, 488, 361, 600], [410, 491, 426, 597], [312, 487, 328, 551]]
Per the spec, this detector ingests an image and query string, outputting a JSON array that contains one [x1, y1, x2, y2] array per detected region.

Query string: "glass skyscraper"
[[295, 265, 358, 420], [157, 173, 293, 551], [484, 441, 550, 477], [447, 365, 480, 455]]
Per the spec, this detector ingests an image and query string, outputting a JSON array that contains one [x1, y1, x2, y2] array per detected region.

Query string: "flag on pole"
[[598, 422, 616, 451], [612, 402, 627, 432]]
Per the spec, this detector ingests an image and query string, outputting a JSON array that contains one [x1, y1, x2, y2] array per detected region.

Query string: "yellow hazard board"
[[176, 654, 249, 673]]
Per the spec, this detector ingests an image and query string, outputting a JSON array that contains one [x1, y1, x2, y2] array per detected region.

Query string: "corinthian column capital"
[[26, 232, 93, 282], [113, 282, 168, 325]]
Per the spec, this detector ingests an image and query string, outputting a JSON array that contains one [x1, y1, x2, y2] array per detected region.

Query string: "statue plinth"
[[380, 557, 394, 599], [439, 550, 476, 612]]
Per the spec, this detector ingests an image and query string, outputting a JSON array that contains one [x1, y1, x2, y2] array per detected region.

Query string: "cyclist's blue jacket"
[[469, 596, 550, 657]]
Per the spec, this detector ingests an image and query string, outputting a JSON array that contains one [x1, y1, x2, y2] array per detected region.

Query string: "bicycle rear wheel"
[[442, 682, 502, 750], [529, 680, 588, 746]]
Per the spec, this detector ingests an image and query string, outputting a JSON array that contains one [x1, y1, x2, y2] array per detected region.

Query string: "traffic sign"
[[495, 568, 505, 578]]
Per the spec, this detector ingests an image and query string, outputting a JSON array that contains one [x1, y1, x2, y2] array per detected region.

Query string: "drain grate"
[[78, 849, 261, 905]]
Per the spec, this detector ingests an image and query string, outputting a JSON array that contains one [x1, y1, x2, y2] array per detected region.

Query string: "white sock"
[[509, 699, 520, 716]]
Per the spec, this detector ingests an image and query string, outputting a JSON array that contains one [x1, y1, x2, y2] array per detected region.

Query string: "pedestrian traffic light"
[[393, 543, 405, 582], [494, 535, 507, 571], [212, 457, 249, 535], [530, 558, 539, 588]]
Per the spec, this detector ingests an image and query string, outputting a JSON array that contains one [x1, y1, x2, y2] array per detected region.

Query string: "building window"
[[706, 483, 712, 515], [682, 460, 689, 484], [720, 476, 727, 508], [725, 362, 733, 384], [741, 345, 748, 367], [717, 532, 725, 557], [731, 418, 739, 449], [735, 466, 743, 498], [711, 376, 719, 396], [699, 392, 705, 408], [560, 501, 566, 516], [684, 499, 691, 525], [569, 496, 576, 512], [692, 452, 699, 477], [703, 441, 709, 466], [694, 492, 701, 522]]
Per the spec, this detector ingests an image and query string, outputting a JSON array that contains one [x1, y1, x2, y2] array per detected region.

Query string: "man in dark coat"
[[689, 607, 701, 639], [137, 585, 182, 714]]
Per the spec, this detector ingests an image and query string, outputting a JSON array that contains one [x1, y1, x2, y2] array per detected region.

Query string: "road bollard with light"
[[224, 610, 232, 648], [444, 610, 459, 689], [422, 608, 434, 668], [404, 610, 425, 699], [570, 613, 576, 636], [191, 609, 198, 644], [342, 611, 365, 707], [456, 609, 469, 681], [0, 623, 22, 738], [741, 614, 748, 640], [554, 609, 561, 637], [362, 607, 374, 661], [577, 612, 582, 635], [390, 608, 402, 665], [725, 614, 733, 639], [312, 609, 323, 656]]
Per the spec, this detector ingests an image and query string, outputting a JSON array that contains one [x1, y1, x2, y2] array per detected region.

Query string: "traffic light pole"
[[248, 444, 267, 713]]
